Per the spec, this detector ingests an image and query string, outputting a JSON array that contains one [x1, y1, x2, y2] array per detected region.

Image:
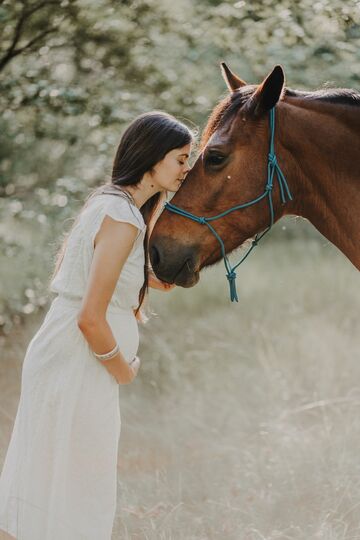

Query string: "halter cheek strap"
[[164, 107, 293, 302]]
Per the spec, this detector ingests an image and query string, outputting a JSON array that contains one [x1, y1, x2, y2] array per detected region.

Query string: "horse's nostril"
[[150, 245, 161, 269]]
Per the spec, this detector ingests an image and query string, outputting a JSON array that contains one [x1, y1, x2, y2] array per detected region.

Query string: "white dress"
[[0, 191, 146, 540]]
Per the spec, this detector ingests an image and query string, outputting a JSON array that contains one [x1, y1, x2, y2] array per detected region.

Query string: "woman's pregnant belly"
[[105, 309, 139, 362], [21, 295, 139, 388]]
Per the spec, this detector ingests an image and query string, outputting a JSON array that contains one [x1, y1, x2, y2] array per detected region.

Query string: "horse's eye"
[[205, 153, 227, 167]]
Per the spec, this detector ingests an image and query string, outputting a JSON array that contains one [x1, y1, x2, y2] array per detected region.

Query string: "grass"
[[117, 235, 360, 539], [1, 230, 360, 539]]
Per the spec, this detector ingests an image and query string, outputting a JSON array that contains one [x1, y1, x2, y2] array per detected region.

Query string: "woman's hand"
[[129, 355, 141, 378], [112, 355, 141, 384], [99, 352, 140, 384], [148, 271, 176, 291]]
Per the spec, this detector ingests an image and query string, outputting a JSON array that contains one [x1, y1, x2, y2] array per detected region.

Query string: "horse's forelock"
[[200, 97, 231, 149], [200, 86, 257, 150]]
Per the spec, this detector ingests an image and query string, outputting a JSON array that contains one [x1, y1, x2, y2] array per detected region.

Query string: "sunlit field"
[[1, 226, 360, 539]]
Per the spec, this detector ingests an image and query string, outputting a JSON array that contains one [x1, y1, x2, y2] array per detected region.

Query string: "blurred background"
[[1, 1, 360, 538]]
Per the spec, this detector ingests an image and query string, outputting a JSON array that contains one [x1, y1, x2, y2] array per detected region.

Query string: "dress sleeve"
[[89, 196, 146, 250]]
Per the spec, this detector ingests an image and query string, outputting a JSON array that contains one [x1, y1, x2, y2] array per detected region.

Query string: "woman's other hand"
[[148, 271, 175, 291], [129, 355, 141, 378]]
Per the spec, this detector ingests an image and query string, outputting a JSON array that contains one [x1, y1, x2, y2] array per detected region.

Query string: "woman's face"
[[151, 144, 192, 193]]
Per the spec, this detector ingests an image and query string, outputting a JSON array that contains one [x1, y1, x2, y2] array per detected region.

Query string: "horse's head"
[[150, 64, 289, 287]]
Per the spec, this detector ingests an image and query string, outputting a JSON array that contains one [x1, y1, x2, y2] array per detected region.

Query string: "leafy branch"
[[0, 0, 68, 73]]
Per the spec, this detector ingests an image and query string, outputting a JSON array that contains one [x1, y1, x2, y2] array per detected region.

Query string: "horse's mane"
[[285, 87, 360, 105], [201, 85, 360, 148]]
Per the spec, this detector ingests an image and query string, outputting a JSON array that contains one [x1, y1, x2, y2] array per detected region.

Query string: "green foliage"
[[1, 0, 360, 330]]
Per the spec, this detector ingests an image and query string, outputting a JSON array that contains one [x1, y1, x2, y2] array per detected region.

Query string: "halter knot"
[[226, 271, 239, 302], [198, 217, 207, 225], [268, 153, 277, 167]]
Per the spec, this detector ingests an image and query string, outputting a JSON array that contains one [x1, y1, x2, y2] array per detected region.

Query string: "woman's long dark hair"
[[49, 111, 194, 316]]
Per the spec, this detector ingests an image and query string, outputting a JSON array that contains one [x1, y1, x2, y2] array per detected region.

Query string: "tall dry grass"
[[117, 235, 360, 539], [1, 230, 359, 539]]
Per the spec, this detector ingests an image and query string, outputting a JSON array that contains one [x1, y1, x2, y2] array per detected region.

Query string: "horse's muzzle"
[[149, 237, 200, 287]]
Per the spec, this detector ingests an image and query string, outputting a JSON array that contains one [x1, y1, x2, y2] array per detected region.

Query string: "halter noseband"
[[164, 107, 293, 302]]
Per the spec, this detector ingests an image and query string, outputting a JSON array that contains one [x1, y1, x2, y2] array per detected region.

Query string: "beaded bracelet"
[[93, 343, 119, 361]]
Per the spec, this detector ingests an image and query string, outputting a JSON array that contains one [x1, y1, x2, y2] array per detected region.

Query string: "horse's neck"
[[281, 100, 360, 269]]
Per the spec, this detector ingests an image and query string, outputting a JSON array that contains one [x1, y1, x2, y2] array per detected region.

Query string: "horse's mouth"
[[199, 243, 228, 270], [199, 235, 256, 270], [173, 258, 200, 288], [173, 234, 255, 286]]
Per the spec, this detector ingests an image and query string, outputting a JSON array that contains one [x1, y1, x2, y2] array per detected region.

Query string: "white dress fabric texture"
[[0, 193, 146, 540]]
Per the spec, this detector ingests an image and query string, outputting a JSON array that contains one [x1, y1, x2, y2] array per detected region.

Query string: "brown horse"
[[149, 63, 360, 290]]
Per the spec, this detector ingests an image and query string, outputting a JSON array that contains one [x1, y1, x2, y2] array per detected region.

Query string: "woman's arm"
[[77, 215, 140, 384]]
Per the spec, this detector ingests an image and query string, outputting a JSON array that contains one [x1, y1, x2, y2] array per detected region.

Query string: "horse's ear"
[[245, 65, 285, 116], [220, 62, 247, 92]]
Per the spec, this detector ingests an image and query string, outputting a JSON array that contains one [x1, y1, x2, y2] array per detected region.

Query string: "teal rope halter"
[[164, 106, 293, 302]]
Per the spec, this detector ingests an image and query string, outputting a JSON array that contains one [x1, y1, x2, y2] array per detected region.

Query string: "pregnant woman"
[[0, 111, 193, 540]]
